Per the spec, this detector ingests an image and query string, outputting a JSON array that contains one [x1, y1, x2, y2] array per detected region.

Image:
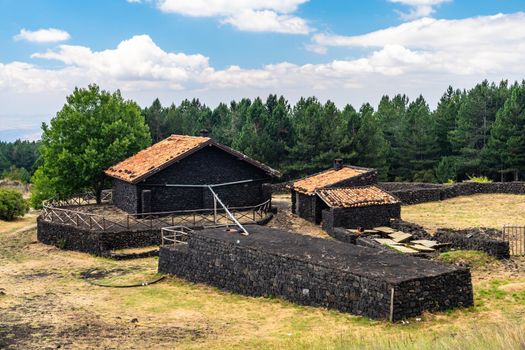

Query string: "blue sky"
[[1, 0, 525, 141]]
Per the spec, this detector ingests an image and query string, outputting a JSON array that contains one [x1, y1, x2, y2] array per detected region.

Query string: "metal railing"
[[502, 225, 525, 256], [41, 191, 272, 232]]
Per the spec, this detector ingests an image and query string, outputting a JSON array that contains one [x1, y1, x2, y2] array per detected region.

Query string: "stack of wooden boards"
[[363, 226, 450, 254]]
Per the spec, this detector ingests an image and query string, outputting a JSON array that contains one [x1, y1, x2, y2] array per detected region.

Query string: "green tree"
[[376, 94, 409, 180], [450, 80, 509, 178], [343, 104, 389, 177], [143, 98, 166, 142], [435, 156, 458, 183], [32, 84, 151, 205], [434, 86, 463, 157], [398, 96, 439, 181], [285, 98, 346, 178], [485, 81, 525, 181]]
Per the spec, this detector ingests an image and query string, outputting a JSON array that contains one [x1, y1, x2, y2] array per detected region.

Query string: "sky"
[[1, 0, 525, 141]]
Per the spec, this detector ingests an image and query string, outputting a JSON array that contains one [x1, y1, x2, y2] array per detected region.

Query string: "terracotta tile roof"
[[105, 134, 280, 183], [290, 166, 371, 195], [316, 186, 400, 208]]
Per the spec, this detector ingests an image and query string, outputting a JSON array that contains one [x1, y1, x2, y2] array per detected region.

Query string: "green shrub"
[[0, 188, 29, 221], [1, 165, 31, 184], [413, 169, 436, 183], [437, 250, 495, 268], [465, 175, 492, 183], [435, 156, 458, 183]]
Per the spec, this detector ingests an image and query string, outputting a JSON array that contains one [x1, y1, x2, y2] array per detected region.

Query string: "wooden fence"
[[502, 225, 525, 256], [41, 191, 272, 232]]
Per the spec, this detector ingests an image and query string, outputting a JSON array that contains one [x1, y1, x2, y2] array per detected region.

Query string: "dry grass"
[[402, 194, 525, 233], [1, 195, 525, 349]]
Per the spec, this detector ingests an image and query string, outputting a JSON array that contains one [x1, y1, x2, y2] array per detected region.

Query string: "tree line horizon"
[[2, 78, 525, 192]]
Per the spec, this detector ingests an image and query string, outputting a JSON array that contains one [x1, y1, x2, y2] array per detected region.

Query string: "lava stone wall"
[[392, 271, 473, 320], [158, 227, 473, 321], [321, 204, 401, 233], [390, 219, 432, 240], [294, 191, 318, 223], [112, 145, 273, 213], [112, 179, 139, 213], [434, 228, 510, 259], [37, 217, 161, 255], [379, 182, 525, 205]]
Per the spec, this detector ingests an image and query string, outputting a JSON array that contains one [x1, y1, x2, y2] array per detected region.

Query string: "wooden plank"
[[363, 229, 379, 234], [411, 239, 438, 248], [388, 232, 413, 243], [374, 238, 400, 246], [408, 244, 436, 252], [390, 245, 419, 254], [374, 226, 395, 233]]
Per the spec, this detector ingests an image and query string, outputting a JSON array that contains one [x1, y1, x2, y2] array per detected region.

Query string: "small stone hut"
[[319, 186, 401, 231], [289, 160, 378, 223], [105, 132, 280, 214]]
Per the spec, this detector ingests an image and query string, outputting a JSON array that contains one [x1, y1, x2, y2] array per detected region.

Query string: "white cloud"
[[304, 43, 327, 55], [221, 9, 310, 34], [31, 35, 210, 86], [157, 0, 307, 17], [388, 0, 450, 20], [14, 28, 70, 43], [2, 12, 525, 138], [312, 13, 525, 74], [155, 0, 311, 34]]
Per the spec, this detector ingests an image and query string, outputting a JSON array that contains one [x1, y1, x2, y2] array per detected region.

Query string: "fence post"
[[213, 196, 217, 224]]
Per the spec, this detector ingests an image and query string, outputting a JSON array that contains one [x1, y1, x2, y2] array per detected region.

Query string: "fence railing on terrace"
[[502, 225, 525, 256], [161, 226, 194, 246], [41, 190, 272, 232]]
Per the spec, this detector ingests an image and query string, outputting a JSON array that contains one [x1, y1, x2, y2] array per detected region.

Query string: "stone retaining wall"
[[321, 204, 401, 234], [158, 225, 473, 321], [37, 218, 161, 255], [378, 182, 525, 204], [434, 228, 510, 259]]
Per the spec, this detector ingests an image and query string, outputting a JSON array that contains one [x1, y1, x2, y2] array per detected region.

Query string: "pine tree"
[[450, 80, 509, 178], [434, 86, 463, 157], [399, 96, 439, 181], [485, 81, 525, 181], [376, 94, 409, 180], [143, 98, 165, 142], [354, 104, 389, 178]]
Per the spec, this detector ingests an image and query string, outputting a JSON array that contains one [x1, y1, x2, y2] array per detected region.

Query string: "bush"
[[466, 175, 493, 183], [0, 188, 29, 221], [2, 165, 31, 183]]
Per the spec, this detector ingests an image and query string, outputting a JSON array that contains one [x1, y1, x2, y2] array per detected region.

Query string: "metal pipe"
[[207, 185, 249, 236], [146, 178, 260, 188]]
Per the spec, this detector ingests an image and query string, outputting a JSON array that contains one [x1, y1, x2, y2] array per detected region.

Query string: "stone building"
[[319, 186, 401, 232], [105, 133, 280, 214], [289, 160, 377, 223]]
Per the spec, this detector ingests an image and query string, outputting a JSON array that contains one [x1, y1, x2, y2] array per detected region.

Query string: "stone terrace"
[[159, 225, 473, 321]]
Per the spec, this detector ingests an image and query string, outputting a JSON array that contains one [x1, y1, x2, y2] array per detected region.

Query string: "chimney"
[[333, 159, 343, 170], [200, 129, 210, 137]]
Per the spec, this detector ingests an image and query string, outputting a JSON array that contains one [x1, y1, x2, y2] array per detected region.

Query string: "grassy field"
[[1, 195, 525, 349], [402, 193, 525, 233]]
